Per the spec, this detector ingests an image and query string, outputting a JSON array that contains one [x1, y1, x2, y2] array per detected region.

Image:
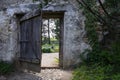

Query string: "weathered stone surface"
[[0, 76, 6, 80], [7, 2, 40, 16], [43, 1, 90, 67], [0, 2, 40, 62], [0, 0, 90, 67], [0, 11, 10, 61], [0, 0, 33, 11]]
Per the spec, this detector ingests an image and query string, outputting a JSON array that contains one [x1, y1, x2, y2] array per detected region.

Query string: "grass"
[[72, 64, 120, 80], [54, 57, 59, 64], [0, 61, 13, 75]]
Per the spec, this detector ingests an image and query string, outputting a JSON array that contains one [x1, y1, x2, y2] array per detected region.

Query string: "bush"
[[73, 41, 120, 80], [53, 45, 59, 52], [42, 44, 59, 53], [0, 62, 13, 75], [85, 41, 120, 65], [42, 47, 53, 53], [112, 74, 120, 80]]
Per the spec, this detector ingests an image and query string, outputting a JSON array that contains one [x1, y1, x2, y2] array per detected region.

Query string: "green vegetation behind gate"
[[42, 38, 59, 53], [42, 44, 59, 53]]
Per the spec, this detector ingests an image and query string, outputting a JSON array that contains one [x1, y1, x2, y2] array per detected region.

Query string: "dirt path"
[[41, 53, 59, 67], [0, 53, 73, 80], [5, 69, 73, 80]]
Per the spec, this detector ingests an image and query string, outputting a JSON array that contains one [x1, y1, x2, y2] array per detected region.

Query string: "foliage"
[[54, 19, 60, 40], [73, 0, 120, 80], [54, 57, 59, 64], [84, 41, 120, 66], [72, 23, 120, 80], [42, 44, 59, 53], [73, 64, 120, 80], [79, 0, 102, 64], [42, 47, 53, 53], [76, 0, 120, 65], [0, 62, 13, 75]]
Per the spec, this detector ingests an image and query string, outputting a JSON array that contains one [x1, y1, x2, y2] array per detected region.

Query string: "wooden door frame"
[[42, 11, 64, 68]]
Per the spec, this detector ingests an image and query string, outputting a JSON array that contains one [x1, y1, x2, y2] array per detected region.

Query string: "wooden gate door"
[[19, 14, 42, 72]]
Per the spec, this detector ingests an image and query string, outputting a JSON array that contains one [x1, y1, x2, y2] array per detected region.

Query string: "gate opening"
[[41, 18, 60, 68], [19, 11, 64, 72]]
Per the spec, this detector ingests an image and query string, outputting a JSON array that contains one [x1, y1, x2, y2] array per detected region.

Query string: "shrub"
[[42, 47, 53, 53], [42, 44, 59, 53], [53, 45, 59, 52], [112, 74, 120, 80], [84, 41, 120, 65]]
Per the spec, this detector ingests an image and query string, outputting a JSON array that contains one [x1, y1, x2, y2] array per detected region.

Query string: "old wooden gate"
[[19, 12, 42, 72]]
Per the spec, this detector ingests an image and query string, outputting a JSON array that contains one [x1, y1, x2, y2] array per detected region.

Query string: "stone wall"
[[0, 2, 40, 62], [0, 11, 10, 61], [0, 0, 90, 67], [43, 1, 90, 67], [0, 0, 33, 11]]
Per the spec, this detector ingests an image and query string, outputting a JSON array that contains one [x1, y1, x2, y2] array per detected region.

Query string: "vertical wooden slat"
[[28, 19, 34, 59], [33, 16, 41, 59], [19, 15, 41, 72], [20, 21, 27, 59], [20, 22, 23, 58]]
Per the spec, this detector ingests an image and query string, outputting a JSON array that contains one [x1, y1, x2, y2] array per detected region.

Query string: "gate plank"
[[20, 15, 42, 72]]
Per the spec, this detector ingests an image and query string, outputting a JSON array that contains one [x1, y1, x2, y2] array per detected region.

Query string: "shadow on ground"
[[6, 71, 42, 80], [6, 69, 73, 80]]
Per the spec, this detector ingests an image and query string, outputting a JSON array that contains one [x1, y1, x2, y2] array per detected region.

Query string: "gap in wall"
[[41, 18, 60, 68]]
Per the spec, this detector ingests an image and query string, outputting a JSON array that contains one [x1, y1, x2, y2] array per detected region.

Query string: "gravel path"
[[0, 53, 73, 80], [6, 69, 73, 80], [41, 53, 59, 67]]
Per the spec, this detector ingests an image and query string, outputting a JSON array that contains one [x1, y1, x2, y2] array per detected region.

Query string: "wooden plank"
[[20, 21, 26, 59], [34, 16, 41, 59], [19, 15, 41, 72], [19, 58, 40, 63], [20, 17, 41, 58]]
